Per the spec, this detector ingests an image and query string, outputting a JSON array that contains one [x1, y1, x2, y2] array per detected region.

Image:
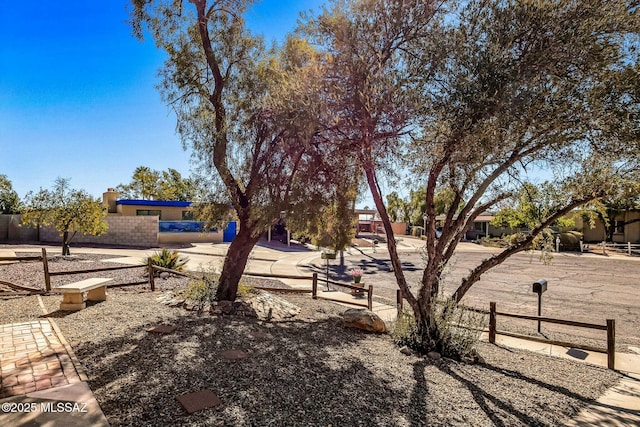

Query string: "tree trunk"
[[62, 230, 71, 256], [215, 224, 261, 301]]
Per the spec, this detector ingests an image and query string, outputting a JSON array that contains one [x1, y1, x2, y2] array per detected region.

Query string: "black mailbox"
[[533, 279, 547, 294]]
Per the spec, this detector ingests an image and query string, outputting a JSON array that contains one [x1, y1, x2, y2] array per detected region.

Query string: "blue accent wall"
[[223, 221, 237, 242]]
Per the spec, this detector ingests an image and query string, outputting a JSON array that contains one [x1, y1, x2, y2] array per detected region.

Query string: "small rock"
[[160, 272, 170, 279], [218, 300, 234, 314], [399, 346, 412, 355], [427, 351, 442, 360]]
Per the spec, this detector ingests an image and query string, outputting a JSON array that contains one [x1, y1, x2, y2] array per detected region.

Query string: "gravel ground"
[[0, 254, 622, 426]]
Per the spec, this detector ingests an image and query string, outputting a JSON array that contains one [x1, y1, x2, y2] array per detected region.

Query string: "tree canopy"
[[304, 0, 640, 356], [0, 174, 21, 214], [131, 0, 639, 357], [22, 178, 107, 255], [117, 166, 198, 201]]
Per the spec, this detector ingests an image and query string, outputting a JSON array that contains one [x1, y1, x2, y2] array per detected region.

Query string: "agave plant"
[[145, 248, 189, 274]]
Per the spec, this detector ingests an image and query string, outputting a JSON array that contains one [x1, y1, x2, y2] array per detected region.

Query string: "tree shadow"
[[69, 311, 412, 426], [64, 303, 620, 427]]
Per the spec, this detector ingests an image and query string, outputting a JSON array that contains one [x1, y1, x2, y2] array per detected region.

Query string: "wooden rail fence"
[[396, 292, 616, 370], [3, 248, 376, 310], [488, 302, 615, 369]]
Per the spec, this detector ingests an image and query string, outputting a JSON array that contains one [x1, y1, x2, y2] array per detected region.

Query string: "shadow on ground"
[[63, 299, 617, 427]]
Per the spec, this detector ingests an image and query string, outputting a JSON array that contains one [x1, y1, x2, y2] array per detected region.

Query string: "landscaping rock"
[[427, 351, 442, 360], [245, 291, 301, 320], [399, 346, 412, 355], [342, 308, 387, 333]]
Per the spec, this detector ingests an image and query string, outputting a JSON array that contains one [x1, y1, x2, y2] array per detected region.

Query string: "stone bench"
[[57, 278, 113, 311]]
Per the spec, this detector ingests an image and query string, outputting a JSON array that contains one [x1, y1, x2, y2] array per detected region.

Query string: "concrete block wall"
[[0, 215, 38, 242], [0, 215, 9, 240], [40, 216, 159, 248]]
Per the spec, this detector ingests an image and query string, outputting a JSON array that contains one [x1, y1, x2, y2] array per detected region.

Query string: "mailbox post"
[[321, 251, 336, 291], [532, 279, 548, 333]]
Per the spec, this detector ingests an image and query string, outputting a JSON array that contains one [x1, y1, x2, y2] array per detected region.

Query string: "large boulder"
[[342, 308, 387, 333]]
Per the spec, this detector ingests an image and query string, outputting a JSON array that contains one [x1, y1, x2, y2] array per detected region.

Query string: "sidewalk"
[[0, 318, 109, 426]]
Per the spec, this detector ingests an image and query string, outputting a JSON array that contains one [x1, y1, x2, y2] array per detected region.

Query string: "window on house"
[[182, 211, 194, 220], [136, 210, 162, 219], [615, 220, 625, 234], [474, 222, 484, 231]]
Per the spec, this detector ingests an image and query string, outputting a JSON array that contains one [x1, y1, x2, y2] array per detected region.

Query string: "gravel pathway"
[[0, 253, 622, 426]]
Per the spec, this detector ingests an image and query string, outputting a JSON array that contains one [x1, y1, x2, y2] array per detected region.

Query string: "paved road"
[[305, 243, 640, 350], [3, 240, 639, 349]]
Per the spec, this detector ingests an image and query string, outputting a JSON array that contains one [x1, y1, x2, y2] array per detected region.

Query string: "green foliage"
[[432, 298, 487, 359], [0, 174, 21, 214], [392, 299, 486, 360], [558, 231, 583, 251], [182, 262, 218, 306], [183, 277, 217, 307], [117, 166, 197, 201], [492, 183, 575, 231], [22, 178, 107, 255], [146, 248, 189, 273]]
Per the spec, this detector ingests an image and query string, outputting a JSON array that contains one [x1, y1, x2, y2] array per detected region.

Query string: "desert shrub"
[[183, 263, 218, 306], [392, 298, 486, 360], [432, 297, 487, 359], [558, 231, 583, 251], [236, 279, 257, 298], [145, 248, 189, 274]]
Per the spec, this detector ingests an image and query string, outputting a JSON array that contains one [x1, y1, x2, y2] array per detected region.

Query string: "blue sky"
[[0, 1, 325, 202]]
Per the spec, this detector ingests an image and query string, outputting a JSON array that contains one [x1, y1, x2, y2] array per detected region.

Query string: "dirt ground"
[[308, 243, 640, 351]]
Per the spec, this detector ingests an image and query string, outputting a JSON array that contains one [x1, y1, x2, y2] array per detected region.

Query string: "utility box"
[[532, 279, 548, 294]]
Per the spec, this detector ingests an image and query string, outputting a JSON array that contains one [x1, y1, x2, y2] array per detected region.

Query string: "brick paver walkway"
[[0, 320, 81, 397]]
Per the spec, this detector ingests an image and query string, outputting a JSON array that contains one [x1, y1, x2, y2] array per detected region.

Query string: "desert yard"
[[0, 244, 638, 425]]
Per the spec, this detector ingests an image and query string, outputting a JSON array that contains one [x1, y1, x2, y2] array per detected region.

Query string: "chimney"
[[103, 188, 120, 213]]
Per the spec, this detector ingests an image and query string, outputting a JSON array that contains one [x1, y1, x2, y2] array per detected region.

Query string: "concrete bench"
[[57, 278, 113, 311]]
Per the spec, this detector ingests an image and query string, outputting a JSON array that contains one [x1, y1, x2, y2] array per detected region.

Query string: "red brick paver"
[[0, 320, 81, 398]]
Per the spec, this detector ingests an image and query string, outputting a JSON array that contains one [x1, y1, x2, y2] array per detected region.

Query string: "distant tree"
[[157, 168, 198, 201], [117, 166, 198, 201], [22, 178, 107, 255], [492, 183, 575, 231], [386, 192, 409, 223], [288, 176, 359, 250], [116, 166, 161, 200], [0, 174, 21, 214], [579, 185, 640, 242]]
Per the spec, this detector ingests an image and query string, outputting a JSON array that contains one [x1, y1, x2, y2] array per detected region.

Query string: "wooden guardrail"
[[312, 276, 373, 310], [395, 291, 616, 370], [9, 248, 376, 309], [39, 248, 148, 291], [488, 302, 616, 370]]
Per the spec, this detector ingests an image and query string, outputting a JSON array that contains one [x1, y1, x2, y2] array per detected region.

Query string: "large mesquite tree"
[[311, 0, 640, 356], [131, 0, 348, 300]]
